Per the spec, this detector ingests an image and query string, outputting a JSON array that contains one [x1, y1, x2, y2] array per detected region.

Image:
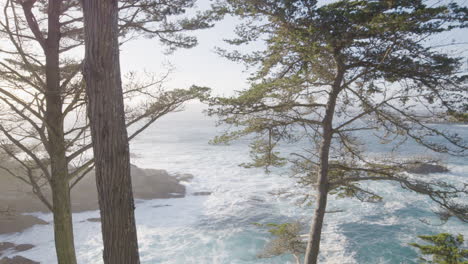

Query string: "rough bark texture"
[[82, 0, 141, 263], [304, 60, 344, 264], [44, 1, 77, 263]]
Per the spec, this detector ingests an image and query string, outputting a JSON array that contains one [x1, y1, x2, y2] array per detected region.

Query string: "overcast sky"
[[1, 0, 465, 109], [118, 0, 468, 103], [119, 9, 248, 98]]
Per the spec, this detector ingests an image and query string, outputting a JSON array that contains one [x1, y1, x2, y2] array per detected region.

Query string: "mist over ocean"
[[1, 105, 467, 264]]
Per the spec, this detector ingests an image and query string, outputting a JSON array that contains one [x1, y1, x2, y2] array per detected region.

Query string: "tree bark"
[[50, 176, 76, 264], [45, 1, 77, 263], [82, 0, 141, 263], [304, 61, 345, 264]]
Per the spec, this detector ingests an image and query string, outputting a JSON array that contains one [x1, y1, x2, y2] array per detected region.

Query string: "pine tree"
[[209, 1, 468, 263], [410, 233, 468, 264], [0, 0, 214, 262]]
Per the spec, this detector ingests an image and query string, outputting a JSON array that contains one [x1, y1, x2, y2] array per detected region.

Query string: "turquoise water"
[[1, 109, 466, 263]]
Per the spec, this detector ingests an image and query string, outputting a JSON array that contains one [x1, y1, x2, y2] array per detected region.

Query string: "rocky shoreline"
[[0, 163, 193, 264], [0, 243, 38, 264], [0, 159, 448, 263], [1, 163, 193, 263]]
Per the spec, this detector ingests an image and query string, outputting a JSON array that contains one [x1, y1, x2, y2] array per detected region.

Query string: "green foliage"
[[255, 222, 306, 262], [208, 1, 468, 262], [256, 222, 299, 237], [118, 0, 224, 52], [209, 0, 468, 199], [447, 111, 468, 123], [410, 233, 468, 264], [144, 85, 211, 118], [331, 184, 383, 203], [209, 0, 468, 171], [240, 139, 286, 172]]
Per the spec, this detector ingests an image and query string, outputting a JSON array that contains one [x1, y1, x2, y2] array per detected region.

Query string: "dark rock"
[[1, 162, 189, 234], [193, 192, 212, 196], [0, 243, 34, 258], [130, 166, 186, 200], [0, 256, 39, 264], [0, 243, 14, 254], [405, 162, 449, 174], [167, 193, 185, 198], [12, 245, 34, 253], [152, 205, 171, 208], [0, 215, 48, 235], [86, 218, 101, 223], [70, 164, 187, 212]]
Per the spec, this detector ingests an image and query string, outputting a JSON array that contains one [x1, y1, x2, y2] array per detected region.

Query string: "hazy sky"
[[0, 0, 465, 101], [118, 0, 468, 100], [119, 12, 249, 98]]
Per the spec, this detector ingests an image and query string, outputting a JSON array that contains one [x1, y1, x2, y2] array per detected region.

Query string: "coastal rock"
[[130, 165, 186, 200], [70, 164, 187, 211], [193, 192, 212, 196], [0, 243, 14, 254], [0, 256, 39, 264], [404, 162, 449, 174], [0, 163, 190, 235], [0, 243, 35, 260], [153, 204, 171, 208], [11, 245, 34, 253], [0, 215, 47, 235]]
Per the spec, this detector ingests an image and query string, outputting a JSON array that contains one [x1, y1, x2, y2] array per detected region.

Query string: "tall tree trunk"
[[304, 62, 344, 264], [82, 0, 141, 263], [45, 1, 77, 263], [50, 175, 76, 263]]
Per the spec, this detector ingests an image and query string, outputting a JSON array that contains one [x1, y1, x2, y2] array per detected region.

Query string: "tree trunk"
[[303, 63, 344, 264], [303, 128, 331, 264], [82, 0, 141, 263], [51, 176, 76, 263], [45, 1, 77, 263]]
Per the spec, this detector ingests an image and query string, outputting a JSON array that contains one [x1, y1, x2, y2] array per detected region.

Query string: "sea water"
[[1, 107, 467, 264]]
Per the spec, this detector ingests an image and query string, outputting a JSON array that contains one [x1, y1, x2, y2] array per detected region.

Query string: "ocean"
[[1, 106, 467, 263]]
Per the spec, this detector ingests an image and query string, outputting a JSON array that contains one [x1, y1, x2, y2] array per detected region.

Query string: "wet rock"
[[130, 165, 186, 200], [405, 162, 449, 174], [0, 215, 48, 235], [0, 243, 34, 258], [70, 164, 187, 212], [12, 245, 34, 253], [193, 192, 212, 196], [167, 193, 185, 198], [0, 256, 39, 264], [0, 243, 14, 254], [1, 162, 190, 234], [152, 205, 171, 208]]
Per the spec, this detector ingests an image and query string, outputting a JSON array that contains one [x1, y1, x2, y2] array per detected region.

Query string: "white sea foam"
[[1, 110, 466, 263]]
